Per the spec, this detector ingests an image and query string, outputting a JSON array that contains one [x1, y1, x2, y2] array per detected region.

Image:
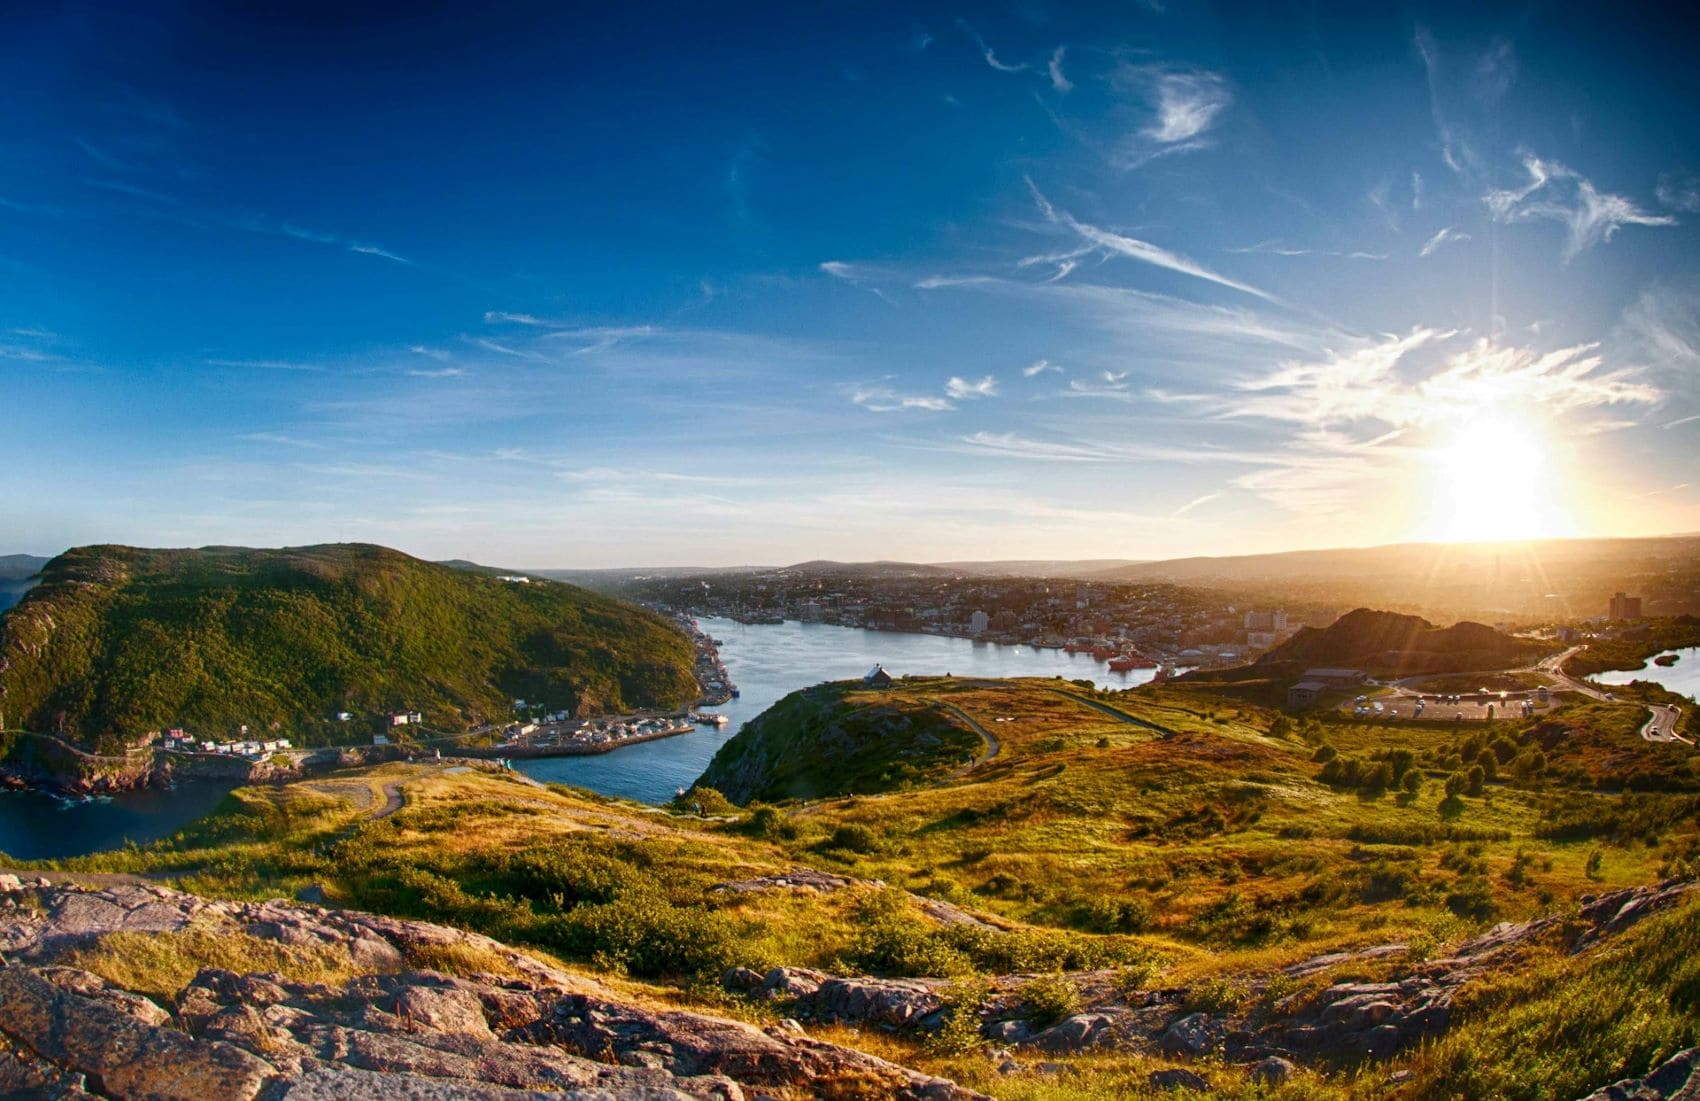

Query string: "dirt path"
[[372, 782, 405, 819], [934, 701, 1001, 777]]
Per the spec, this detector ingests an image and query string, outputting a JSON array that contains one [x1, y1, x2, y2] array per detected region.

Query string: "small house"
[[863, 664, 893, 688], [1287, 681, 1327, 710]]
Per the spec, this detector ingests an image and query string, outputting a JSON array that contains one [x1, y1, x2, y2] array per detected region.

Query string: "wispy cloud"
[[1656, 170, 1700, 213], [1228, 240, 1390, 261], [407, 366, 468, 378], [206, 357, 322, 372], [1022, 359, 1061, 377], [1418, 226, 1471, 257], [961, 22, 1028, 73], [484, 310, 549, 326], [1064, 369, 1137, 402], [1027, 180, 1275, 303], [850, 382, 954, 412], [1138, 67, 1231, 144], [1226, 328, 1661, 430], [1047, 48, 1073, 93], [1172, 492, 1222, 516], [1484, 153, 1675, 259], [237, 432, 323, 449], [347, 242, 411, 264], [945, 374, 999, 399]]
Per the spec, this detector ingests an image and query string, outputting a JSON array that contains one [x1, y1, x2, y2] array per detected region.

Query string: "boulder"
[[1249, 1056, 1296, 1085], [1149, 1067, 1211, 1092], [1160, 1012, 1226, 1057]]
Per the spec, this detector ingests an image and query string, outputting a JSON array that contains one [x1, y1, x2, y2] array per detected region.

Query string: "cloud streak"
[[1027, 180, 1276, 303], [1484, 153, 1676, 260]]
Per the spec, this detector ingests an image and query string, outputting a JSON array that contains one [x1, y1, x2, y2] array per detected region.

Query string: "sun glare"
[[1426, 416, 1567, 543]]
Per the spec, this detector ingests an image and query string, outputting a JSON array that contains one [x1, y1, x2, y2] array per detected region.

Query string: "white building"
[[969, 609, 990, 636]]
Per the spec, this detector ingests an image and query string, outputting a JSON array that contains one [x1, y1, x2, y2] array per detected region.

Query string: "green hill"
[[0, 543, 697, 751], [696, 680, 983, 803], [1254, 607, 1549, 675]]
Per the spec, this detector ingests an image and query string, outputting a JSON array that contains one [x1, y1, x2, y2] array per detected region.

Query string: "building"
[[1609, 592, 1643, 620], [1244, 609, 1288, 632], [1303, 667, 1366, 688], [389, 713, 412, 727], [863, 664, 893, 688], [1287, 681, 1327, 709], [969, 609, 989, 636]]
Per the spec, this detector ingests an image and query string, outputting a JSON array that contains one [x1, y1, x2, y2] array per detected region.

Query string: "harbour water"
[[0, 781, 239, 861], [514, 616, 1159, 804], [1592, 647, 1700, 700]]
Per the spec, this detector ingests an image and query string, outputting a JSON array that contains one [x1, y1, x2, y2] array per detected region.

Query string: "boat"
[[1091, 646, 1116, 661], [694, 712, 730, 726], [1108, 654, 1158, 672]]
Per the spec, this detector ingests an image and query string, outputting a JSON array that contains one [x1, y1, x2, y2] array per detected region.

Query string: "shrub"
[[824, 824, 883, 854], [1019, 973, 1081, 1026]]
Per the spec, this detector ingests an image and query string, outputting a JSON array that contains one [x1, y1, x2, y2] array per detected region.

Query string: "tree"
[[1401, 770, 1423, 796]]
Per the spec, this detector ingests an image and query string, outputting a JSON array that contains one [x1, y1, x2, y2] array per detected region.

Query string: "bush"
[[1019, 973, 1081, 1026], [824, 823, 883, 854], [1079, 896, 1153, 935]]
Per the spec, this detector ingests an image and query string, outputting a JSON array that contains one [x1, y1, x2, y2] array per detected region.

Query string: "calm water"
[[515, 616, 1158, 803], [0, 781, 238, 861], [1593, 647, 1700, 700]]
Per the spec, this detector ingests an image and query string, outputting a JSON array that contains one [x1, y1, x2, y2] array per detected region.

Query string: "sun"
[[1424, 416, 1567, 542]]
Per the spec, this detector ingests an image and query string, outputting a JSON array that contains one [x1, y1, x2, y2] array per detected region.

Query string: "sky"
[[3, 3, 1699, 567]]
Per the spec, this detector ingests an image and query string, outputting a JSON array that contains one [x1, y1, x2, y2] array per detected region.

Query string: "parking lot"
[[1343, 691, 1558, 723]]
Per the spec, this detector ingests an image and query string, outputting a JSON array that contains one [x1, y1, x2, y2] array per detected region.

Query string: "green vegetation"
[[695, 681, 984, 803], [20, 666, 1699, 1098], [1564, 615, 1700, 677], [0, 543, 697, 751]]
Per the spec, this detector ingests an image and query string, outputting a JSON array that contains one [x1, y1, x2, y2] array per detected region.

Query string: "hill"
[[1091, 534, 1700, 620], [0, 543, 697, 752], [1252, 607, 1550, 677], [34, 671, 1697, 1099], [695, 680, 984, 803]]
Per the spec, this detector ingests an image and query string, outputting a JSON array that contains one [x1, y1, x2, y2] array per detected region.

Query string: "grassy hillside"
[[696, 681, 985, 803], [33, 669, 1699, 1098], [0, 543, 697, 751]]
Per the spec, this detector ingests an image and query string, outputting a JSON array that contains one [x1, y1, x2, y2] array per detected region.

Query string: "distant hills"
[[1187, 608, 1551, 686], [0, 544, 698, 752], [0, 554, 48, 614], [1257, 608, 1549, 675]]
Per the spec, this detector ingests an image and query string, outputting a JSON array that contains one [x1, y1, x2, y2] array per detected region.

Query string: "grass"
[[63, 924, 364, 1000], [8, 674, 1695, 1098]]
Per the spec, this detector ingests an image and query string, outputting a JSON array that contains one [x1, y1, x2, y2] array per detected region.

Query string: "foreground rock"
[[1576, 1047, 1699, 1101], [0, 881, 984, 1101], [724, 880, 1698, 1086]]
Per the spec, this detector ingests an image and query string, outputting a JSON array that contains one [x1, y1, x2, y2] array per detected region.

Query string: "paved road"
[[1641, 704, 1689, 744]]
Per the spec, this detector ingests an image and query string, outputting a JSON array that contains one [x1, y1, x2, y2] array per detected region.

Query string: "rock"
[[986, 1018, 1035, 1044], [1149, 1067, 1211, 1092], [1249, 1056, 1295, 1085], [0, 874, 21, 892], [760, 966, 825, 1001], [723, 967, 765, 994], [1577, 1046, 1699, 1100], [0, 883, 988, 1101], [1160, 1013, 1226, 1057], [1027, 1011, 1122, 1053], [295, 883, 327, 904]]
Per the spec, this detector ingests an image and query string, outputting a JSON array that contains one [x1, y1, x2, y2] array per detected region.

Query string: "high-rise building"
[[1609, 591, 1643, 620], [969, 609, 989, 636]]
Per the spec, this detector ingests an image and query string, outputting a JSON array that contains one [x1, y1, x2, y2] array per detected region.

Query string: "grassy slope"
[[26, 675, 1700, 1098], [696, 681, 984, 803], [0, 543, 697, 751]]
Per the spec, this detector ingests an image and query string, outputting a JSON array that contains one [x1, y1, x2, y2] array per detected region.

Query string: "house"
[[336, 712, 353, 722], [373, 733, 390, 746], [1304, 668, 1367, 688], [389, 713, 411, 727], [863, 664, 893, 688], [1286, 681, 1327, 710]]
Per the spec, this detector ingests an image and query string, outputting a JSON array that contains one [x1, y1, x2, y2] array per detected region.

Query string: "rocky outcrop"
[[0, 881, 985, 1101], [1577, 1047, 1699, 1100], [721, 880, 1698, 1084]]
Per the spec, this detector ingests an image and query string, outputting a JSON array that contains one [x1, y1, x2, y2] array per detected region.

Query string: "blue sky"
[[4, 3, 1698, 566]]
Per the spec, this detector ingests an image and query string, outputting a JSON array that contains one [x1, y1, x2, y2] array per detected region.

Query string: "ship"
[[1108, 654, 1158, 672]]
